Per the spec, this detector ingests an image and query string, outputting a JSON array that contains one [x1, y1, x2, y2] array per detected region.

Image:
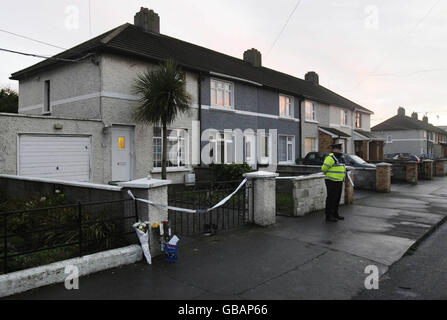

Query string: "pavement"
[[5, 176, 447, 300], [355, 219, 447, 300]]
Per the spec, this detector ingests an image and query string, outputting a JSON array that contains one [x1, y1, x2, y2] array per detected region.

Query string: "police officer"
[[321, 144, 346, 222]]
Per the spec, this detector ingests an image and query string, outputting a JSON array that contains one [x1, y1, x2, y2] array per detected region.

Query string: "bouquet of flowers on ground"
[[133, 221, 152, 265]]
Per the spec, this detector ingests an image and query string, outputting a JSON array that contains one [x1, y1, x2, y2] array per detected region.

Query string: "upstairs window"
[[305, 101, 317, 121], [44, 80, 50, 113], [279, 95, 293, 118], [341, 110, 349, 126], [355, 112, 362, 128], [211, 79, 233, 107]]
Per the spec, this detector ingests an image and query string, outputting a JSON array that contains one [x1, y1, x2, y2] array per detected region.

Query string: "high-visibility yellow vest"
[[321, 153, 347, 182]]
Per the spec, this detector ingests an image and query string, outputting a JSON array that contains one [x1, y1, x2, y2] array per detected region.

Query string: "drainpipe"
[[298, 97, 303, 159], [198, 72, 203, 166]]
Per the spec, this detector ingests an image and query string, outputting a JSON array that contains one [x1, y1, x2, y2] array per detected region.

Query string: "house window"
[[429, 132, 434, 141], [386, 135, 392, 144], [355, 112, 362, 128], [336, 139, 346, 153], [304, 137, 316, 155], [341, 110, 349, 126], [279, 95, 293, 118], [244, 135, 255, 164], [211, 79, 233, 107], [261, 134, 270, 159], [44, 80, 50, 113], [209, 131, 233, 164], [305, 101, 317, 121], [153, 128, 187, 168], [279, 136, 295, 163]]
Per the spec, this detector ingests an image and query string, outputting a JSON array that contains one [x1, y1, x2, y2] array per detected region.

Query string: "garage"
[[18, 135, 92, 182]]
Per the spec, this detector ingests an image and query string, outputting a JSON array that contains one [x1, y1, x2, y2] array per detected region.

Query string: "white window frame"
[[244, 134, 256, 164], [386, 135, 393, 144], [305, 101, 318, 122], [278, 135, 295, 164], [210, 78, 234, 108], [279, 94, 294, 118], [355, 112, 362, 129], [209, 130, 234, 164], [341, 109, 349, 127], [258, 133, 271, 164], [304, 137, 317, 155], [153, 128, 188, 169]]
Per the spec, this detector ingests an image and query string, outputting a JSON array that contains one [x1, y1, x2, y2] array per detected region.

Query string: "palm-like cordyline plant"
[[133, 60, 191, 179]]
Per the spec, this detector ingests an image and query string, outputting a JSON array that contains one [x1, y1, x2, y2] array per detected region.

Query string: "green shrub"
[[209, 163, 254, 181]]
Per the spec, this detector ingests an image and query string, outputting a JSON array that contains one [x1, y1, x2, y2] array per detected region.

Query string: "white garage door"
[[18, 135, 92, 182]]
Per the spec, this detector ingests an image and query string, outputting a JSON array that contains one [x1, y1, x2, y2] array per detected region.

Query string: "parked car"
[[419, 153, 438, 160], [343, 154, 376, 168], [303, 152, 376, 168], [384, 153, 421, 163]]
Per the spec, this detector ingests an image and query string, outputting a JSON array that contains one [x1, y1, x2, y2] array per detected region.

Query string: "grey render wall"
[[18, 59, 101, 118], [301, 99, 372, 157], [99, 53, 199, 183], [301, 100, 328, 157], [376, 130, 427, 155], [200, 75, 301, 169], [0, 113, 107, 183], [15, 53, 200, 184]]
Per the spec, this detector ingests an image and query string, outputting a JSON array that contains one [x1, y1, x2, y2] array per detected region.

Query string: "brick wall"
[[318, 131, 334, 152]]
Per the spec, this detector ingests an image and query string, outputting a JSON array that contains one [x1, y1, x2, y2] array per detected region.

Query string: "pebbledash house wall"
[[376, 130, 427, 156], [13, 52, 199, 184], [99, 53, 199, 182], [200, 75, 301, 171], [0, 113, 107, 183]]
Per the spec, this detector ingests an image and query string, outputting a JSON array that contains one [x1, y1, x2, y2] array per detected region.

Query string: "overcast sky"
[[1, 0, 446, 126]]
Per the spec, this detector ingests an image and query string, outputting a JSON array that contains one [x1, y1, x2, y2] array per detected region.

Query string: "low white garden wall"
[[0, 245, 142, 298]]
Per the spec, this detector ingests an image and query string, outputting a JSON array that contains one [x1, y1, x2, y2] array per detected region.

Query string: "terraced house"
[[372, 107, 447, 158], [2, 8, 378, 184]]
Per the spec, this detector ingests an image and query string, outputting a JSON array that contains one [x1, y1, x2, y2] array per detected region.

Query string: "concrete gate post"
[[376, 163, 392, 193], [119, 178, 171, 257], [244, 171, 279, 227]]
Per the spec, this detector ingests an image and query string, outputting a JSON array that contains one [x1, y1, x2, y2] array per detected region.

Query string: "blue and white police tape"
[[127, 178, 248, 214], [275, 171, 355, 187]]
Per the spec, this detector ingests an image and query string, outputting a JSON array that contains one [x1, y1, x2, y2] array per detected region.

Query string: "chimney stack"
[[423, 115, 429, 123], [305, 72, 319, 85], [243, 48, 262, 67], [397, 107, 406, 116], [134, 7, 160, 34], [411, 112, 418, 120]]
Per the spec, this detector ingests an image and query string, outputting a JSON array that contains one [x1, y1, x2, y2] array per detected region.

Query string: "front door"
[[111, 126, 133, 182]]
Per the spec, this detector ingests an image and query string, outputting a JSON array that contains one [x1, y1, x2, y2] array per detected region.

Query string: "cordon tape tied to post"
[[127, 178, 248, 214]]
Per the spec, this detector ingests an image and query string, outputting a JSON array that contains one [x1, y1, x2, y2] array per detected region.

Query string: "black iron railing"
[[168, 180, 252, 236], [0, 198, 138, 275]]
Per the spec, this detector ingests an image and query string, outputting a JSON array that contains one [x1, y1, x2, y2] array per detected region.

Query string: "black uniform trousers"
[[325, 179, 343, 218]]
